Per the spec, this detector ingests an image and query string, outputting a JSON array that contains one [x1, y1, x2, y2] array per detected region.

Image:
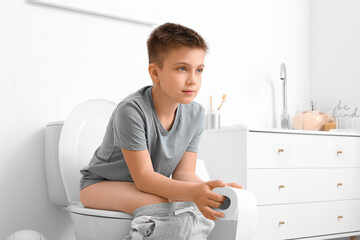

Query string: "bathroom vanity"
[[198, 127, 360, 240]]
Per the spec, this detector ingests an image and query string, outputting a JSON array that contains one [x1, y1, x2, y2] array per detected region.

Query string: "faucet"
[[280, 63, 289, 129]]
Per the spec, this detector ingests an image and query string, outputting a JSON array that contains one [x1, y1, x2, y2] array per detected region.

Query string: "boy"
[[79, 23, 240, 229]]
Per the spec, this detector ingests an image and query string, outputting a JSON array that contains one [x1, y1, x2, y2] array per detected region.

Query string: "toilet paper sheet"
[[212, 186, 257, 240]]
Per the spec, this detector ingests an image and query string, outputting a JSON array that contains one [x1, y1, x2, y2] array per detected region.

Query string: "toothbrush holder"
[[205, 110, 220, 129]]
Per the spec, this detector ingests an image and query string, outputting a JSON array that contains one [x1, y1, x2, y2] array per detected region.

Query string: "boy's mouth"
[[182, 90, 196, 96]]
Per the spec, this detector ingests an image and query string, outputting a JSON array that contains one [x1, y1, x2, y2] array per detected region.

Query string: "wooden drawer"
[[253, 200, 360, 240], [248, 168, 360, 205], [248, 132, 360, 168]]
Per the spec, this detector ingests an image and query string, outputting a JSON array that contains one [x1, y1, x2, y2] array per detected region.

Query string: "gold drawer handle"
[[278, 185, 285, 190], [337, 150, 343, 155], [278, 149, 284, 153], [338, 215, 343, 220], [337, 183, 343, 187], [279, 221, 285, 226]]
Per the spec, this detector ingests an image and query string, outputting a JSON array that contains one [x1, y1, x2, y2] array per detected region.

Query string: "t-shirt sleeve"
[[186, 106, 205, 153], [113, 102, 147, 151]]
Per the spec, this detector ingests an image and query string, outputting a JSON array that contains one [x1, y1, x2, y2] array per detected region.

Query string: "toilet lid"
[[70, 203, 133, 219], [59, 99, 117, 203]]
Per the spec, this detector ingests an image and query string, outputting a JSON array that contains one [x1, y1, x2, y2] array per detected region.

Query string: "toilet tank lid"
[[46, 121, 64, 127]]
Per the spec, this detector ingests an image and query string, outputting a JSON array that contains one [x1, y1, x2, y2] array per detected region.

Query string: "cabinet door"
[[253, 200, 360, 240], [248, 168, 360, 204], [248, 132, 360, 168]]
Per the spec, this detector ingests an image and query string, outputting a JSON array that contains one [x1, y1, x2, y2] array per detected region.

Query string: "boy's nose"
[[186, 73, 198, 85]]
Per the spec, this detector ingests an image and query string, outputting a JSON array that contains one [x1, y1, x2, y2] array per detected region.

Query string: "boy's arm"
[[171, 151, 204, 183], [122, 148, 226, 220]]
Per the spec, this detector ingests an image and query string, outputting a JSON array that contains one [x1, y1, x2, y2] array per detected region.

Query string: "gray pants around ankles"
[[124, 202, 215, 240]]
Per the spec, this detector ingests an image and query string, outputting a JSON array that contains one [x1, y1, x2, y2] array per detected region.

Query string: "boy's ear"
[[148, 63, 160, 84]]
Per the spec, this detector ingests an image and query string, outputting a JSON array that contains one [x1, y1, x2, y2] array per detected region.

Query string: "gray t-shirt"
[[81, 86, 204, 182]]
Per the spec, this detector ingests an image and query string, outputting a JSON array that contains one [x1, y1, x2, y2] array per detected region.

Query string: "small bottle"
[[324, 112, 336, 131]]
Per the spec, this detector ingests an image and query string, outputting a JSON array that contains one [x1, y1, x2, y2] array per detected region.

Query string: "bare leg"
[[80, 181, 169, 215]]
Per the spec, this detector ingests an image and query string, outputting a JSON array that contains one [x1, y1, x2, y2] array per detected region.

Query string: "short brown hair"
[[147, 23, 208, 68]]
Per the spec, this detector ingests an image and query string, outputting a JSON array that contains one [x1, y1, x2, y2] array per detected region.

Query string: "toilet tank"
[[45, 121, 68, 207]]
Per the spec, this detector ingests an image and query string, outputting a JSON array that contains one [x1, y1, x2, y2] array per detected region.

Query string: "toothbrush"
[[217, 94, 227, 110]]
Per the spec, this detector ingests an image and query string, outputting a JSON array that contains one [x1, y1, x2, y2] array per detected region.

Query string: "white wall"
[[157, 0, 310, 128], [0, 0, 309, 239], [310, 0, 360, 130]]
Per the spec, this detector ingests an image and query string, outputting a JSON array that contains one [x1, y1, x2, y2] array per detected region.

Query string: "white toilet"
[[45, 99, 257, 240], [45, 99, 133, 240]]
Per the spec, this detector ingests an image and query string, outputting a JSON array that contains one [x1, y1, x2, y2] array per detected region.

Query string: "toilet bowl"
[[70, 203, 132, 240], [45, 99, 133, 240]]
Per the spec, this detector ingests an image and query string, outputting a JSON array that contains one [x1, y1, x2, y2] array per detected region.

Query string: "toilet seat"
[[70, 203, 133, 219], [59, 99, 117, 203]]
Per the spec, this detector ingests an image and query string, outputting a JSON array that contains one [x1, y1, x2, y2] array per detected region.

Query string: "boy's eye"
[[197, 68, 204, 73], [178, 67, 186, 71]]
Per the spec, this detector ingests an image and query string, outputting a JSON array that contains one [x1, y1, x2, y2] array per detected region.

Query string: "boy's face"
[[152, 47, 205, 105]]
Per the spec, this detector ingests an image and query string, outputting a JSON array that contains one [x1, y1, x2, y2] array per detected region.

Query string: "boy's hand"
[[226, 182, 243, 189], [192, 180, 227, 220]]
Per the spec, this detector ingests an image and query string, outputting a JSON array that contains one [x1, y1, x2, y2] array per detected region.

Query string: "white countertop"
[[205, 125, 360, 137]]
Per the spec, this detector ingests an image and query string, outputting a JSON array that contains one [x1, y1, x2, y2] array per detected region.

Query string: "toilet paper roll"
[[212, 186, 257, 240]]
